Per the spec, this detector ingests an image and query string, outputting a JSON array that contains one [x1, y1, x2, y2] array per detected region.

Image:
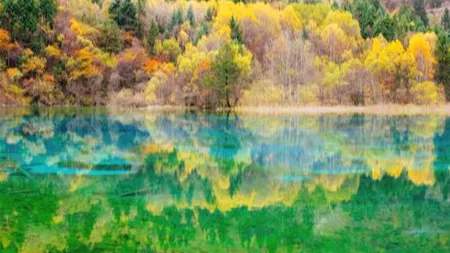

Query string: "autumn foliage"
[[0, 0, 448, 107]]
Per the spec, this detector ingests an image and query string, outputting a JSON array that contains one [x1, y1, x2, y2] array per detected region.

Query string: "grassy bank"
[[139, 104, 450, 115], [1, 104, 449, 116], [233, 104, 450, 115]]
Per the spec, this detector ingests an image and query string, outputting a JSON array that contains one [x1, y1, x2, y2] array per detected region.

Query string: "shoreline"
[[145, 104, 450, 115], [232, 105, 450, 115], [1, 104, 450, 115]]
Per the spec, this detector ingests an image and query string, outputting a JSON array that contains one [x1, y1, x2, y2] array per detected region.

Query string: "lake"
[[0, 107, 449, 252]]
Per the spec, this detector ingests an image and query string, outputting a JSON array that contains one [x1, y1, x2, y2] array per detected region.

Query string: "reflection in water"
[[0, 107, 449, 252]]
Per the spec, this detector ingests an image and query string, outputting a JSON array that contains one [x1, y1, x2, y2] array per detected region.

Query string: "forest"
[[0, 0, 449, 108]]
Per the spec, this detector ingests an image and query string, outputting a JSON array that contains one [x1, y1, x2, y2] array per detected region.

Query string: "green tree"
[[1, 0, 42, 50], [435, 30, 450, 101], [413, 0, 429, 27], [205, 42, 242, 108], [39, 0, 57, 26], [442, 8, 450, 32], [108, 0, 121, 19], [147, 21, 159, 55], [187, 5, 195, 26], [204, 7, 216, 22], [373, 14, 395, 41], [109, 0, 139, 33], [393, 5, 423, 40], [136, 0, 146, 38], [97, 20, 122, 54], [229, 16, 244, 45], [175, 8, 184, 25], [351, 0, 384, 38], [194, 23, 209, 45], [168, 8, 184, 31]]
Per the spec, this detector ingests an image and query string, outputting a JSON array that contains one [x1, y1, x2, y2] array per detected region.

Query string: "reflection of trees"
[[433, 118, 450, 200], [0, 109, 450, 252]]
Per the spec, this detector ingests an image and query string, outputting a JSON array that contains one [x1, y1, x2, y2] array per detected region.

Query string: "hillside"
[[0, 0, 449, 108]]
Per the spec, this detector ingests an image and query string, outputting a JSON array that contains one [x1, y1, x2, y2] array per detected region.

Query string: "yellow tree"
[[317, 10, 361, 63], [315, 56, 350, 104], [319, 24, 351, 62], [407, 33, 436, 82], [365, 37, 417, 103]]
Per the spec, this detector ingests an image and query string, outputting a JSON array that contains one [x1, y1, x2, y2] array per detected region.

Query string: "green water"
[[0, 107, 449, 253]]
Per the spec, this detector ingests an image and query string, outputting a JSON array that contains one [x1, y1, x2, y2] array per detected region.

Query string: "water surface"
[[0, 107, 449, 252]]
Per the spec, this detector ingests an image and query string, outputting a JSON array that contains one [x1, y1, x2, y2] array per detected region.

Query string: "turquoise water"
[[0, 107, 449, 252]]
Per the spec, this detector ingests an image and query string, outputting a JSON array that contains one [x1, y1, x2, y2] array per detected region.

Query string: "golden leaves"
[[407, 33, 437, 81]]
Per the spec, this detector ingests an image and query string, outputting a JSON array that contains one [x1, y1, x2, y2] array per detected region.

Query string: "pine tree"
[[2, 0, 42, 50], [40, 0, 57, 26], [147, 21, 159, 55], [413, 0, 429, 27], [204, 7, 216, 22], [109, 0, 121, 18], [175, 8, 184, 25], [194, 23, 209, 44], [187, 5, 196, 26], [442, 8, 450, 32], [136, 0, 146, 38], [351, 0, 385, 39], [168, 8, 184, 31], [109, 0, 138, 33], [373, 14, 395, 41], [98, 21, 122, 54], [168, 12, 177, 31], [206, 42, 241, 108], [229, 16, 244, 45], [435, 31, 450, 101]]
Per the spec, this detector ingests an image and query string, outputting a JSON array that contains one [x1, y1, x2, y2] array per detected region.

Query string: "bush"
[[411, 81, 443, 105], [298, 83, 320, 105], [239, 80, 284, 106], [108, 89, 147, 107]]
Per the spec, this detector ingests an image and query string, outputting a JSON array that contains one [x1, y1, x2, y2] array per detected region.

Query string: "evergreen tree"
[[40, 0, 57, 26], [413, 0, 429, 27], [442, 8, 450, 32], [435, 30, 450, 101], [108, 0, 121, 18], [109, 0, 139, 33], [206, 42, 241, 108], [175, 8, 184, 25], [1, 0, 43, 50], [373, 14, 395, 41], [167, 12, 177, 31], [194, 23, 209, 45], [187, 5, 196, 26], [98, 20, 122, 54], [136, 0, 146, 38], [351, 0, 384, 38], [168, 8, 184, 31], [393, 5, 423, 38], [204, 7, 216, 22], [147, 21, 159, 55], [229, 16, 244, 45]]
